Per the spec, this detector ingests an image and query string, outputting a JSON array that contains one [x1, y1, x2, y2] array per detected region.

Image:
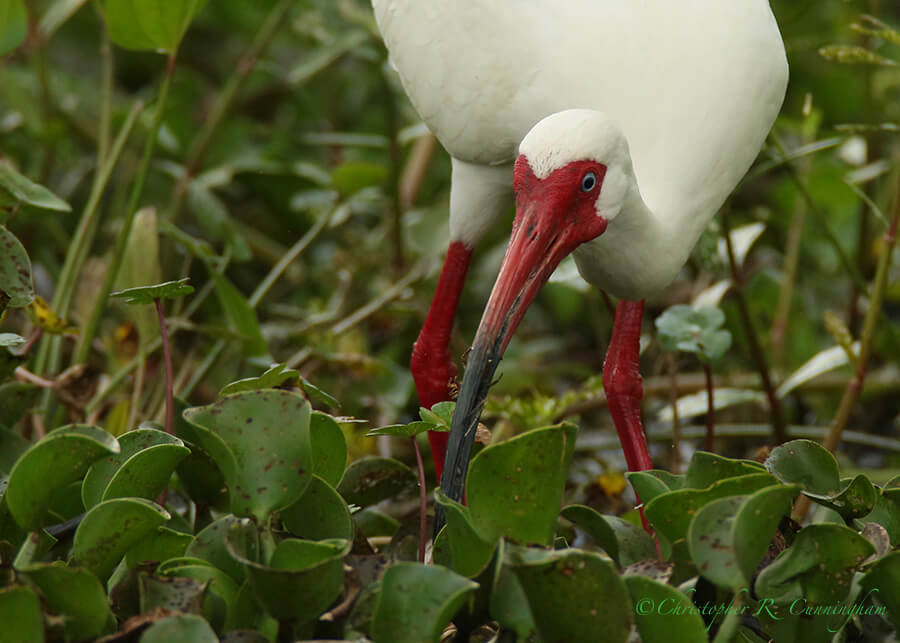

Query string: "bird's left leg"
[[603, 299, 655, 536]]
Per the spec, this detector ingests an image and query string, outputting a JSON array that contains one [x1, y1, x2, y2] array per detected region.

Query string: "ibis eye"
[[580, 172, 597, 193]]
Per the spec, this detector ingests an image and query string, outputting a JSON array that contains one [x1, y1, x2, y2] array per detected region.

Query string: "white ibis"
[[372, 1, 789, 513]]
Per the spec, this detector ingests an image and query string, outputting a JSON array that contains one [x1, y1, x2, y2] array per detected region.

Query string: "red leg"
[[410, 241, 473, 481], [603, 299, 656, 542]]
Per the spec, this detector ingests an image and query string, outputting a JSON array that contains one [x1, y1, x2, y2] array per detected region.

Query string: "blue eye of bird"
[[581, 172, 597, 192]]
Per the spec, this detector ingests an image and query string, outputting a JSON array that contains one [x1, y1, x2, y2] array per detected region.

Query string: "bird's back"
[[373, 0, 787, 227]]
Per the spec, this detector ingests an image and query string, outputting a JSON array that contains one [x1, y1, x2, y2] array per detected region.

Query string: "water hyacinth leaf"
[[755, 523, 875, 605], [219, 363, 300, 397], [683, 451, 765, 490], [371, 562, 478, 643], [0, 586, 43, 643], [434, 489, 497, 578], [510, 547, 632, 643], [281, 474, 353, 541], [182, 390, 313, 522], [764, 439, 842, 498], [337, 456, 417, 507], [186, 514, 255, 584], [104, 0, 206, 52], [6, 424, 119, 531], [310, 411, 348, 487], [859, 551, 900, 629], [0, 226, 35, 308], [0, 160, 71, 211], [140, 614, 218, 643], [18, 563, 113, 641], [226, 525, 350, 623], [82, 428, 189, 509], [561, 504, 657, 567], [110, 278, 194, 305], [645, 473, 778, 544], [467, 424, 575, 545], [72, 497, 170, 582], [625, 576, 707, 643]]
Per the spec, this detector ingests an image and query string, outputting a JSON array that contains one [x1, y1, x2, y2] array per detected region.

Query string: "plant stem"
[[721, 213, 788, 444], [667, 353, 682, 473], [155, 299, 175, 436], [74, 54, 177, 364], [380, 65, 405, 271], [703, 362, 715, 452], [411, 435, 428, 563]]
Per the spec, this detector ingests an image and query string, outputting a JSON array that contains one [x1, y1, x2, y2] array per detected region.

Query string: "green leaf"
[[683, 451, 765, 489], [859, 551, 900, 630], [181, 390, 314, 522], [300, 376, 340, 409], [688, 485, 798, 590], [434, 489, 497, 578], [81, 428, 189, 509], [337, 456, 417, 507], [310, 411, 348, 488], [281, 474, 353, 541], [655, 304, 732, 361], [71, 497, 170, 582], [125, 527, 193, 568], [764, 439, 842, 497], [0, 0, 26, 55], [755, 523, 875, 606], [371, 562, 478, 643], [464, 424, 574, 545], [219, 363, 300, 397], [0, 586, 43, 642], [6, 424, 119, 531], [624, 576, 708, 643], [226, 523, 350, 623], [185, 514, 252, 584], [110, 278, 194, 304], [209, 270, 269, 358], [115, 207, 163, 347], [331, 161, 389, 196], [139, 573, 207, 615], [18, 563, 113, 641], [561, 504, 657, 567], [157, 560, 241, 631], [366, 420, 439, 438], [864, 486, 900, 545], [509, 547, 632, 643], [626, 470, 682, 506], [420, 401, 455, 427], [38, 0, 90, 39], [104, 0, 206, 52], [0, 226, 35, 308], [140, 614, 218, 643], [0, 160, 70, 211]]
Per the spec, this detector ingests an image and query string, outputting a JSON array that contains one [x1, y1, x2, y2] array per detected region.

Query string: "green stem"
[[155, 299, 175, 435], [703, 362, 715, 452], [722, 213, 788, 445], [380, 65, 405, 270], [167, 0, 296, 224], [74, 54, 177, 364], [411, 435, 428, 563]]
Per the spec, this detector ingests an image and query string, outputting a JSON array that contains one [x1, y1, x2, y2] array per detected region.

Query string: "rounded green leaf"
[[764, 439, 842, 498], [159, 560, 240, 631], [624, 576, 707, 643], [6, 424, 119, 531], [859, 551, 900, 630], [182, 390, 313, 521], [626, 470, 679, 506], [510, 547, 632, 643], [755, 523, 875, 606], [72, 497, 170, 582], [310, 411, 348, 487], [219, 363, 300, 397], [226, 524, 350, 623], [467, 425, 575, 545], [434, 489, 497, 578], [337, 456, 417, 507], [82, 428, 189, 509], [371, 562, 478, 643], [0, 225, 35, 308], [139, 573, 207, 614], [0, 161, 71, 211], [104, 0, 206, 52], [110, 278, 194, 305], [125, 527, 193, 569], [683, 451, 765, 489], [18, 562, 112, 641], [140, 614, 218, 643], [185, 514, 253, 584], [282, 474, 353, 541], [0, 585, 44, 643], [561, 504, 657, 567]]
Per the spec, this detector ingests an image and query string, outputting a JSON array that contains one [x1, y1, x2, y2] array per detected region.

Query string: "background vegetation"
[[1, 0, 900, 641]]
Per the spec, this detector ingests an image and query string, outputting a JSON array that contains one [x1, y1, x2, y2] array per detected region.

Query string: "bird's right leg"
[[410, 241, 473, 482]]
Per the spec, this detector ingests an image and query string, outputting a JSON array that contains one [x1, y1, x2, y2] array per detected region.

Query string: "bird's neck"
[[574, 176, 701, 300]]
